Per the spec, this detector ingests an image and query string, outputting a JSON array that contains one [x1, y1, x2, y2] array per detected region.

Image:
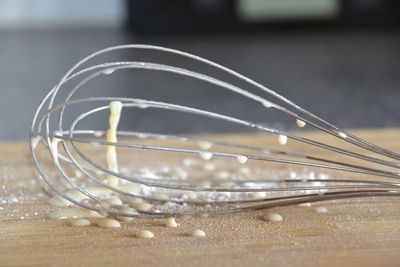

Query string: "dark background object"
[[127, 0, 238, 34], [127, 0, 400, 34], [341, 0, 400, 28], [0, 0, 399, 140]]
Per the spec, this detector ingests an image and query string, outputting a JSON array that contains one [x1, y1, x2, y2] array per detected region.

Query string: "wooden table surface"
[[1, 129, 399, 267]]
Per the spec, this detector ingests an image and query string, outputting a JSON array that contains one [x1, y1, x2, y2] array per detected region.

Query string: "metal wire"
[[30, 44, 400, 218]]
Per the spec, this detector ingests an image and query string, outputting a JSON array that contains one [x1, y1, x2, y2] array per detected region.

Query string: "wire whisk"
[[30, 44, 400, 219]]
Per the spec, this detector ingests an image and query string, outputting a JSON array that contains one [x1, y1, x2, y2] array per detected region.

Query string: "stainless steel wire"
[[30, 44, 400, 218]]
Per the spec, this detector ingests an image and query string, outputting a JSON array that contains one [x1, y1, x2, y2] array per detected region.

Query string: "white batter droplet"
[[154, 193, 169, 201], [203, 163, 216, 171], [109, 196, 123, 206], [314, 206, 328, 213], [165, 217, 178, 228], [48, 186, 114, 208], [174, 167, 188, 180], [264, 213, 283, 222], [137, 230, 154, 239], [75, 170, 83, 178], [236, 155, 248, 164], [184, 191, 198, 200], [191, 229, 206, 237], [138, 103, 149, 109], [93, 131, 104, 137], [198, 141, 213, 150], [50, 133, 62, 165], [31, 135, 42, 149], [48, 208, 103, 220], [278, 135, 288, 145], [297, 203, 311, 207], [97, 218, 121, 228], [183, 158, 196, 167], [296, 119, 306, 128], [338, 131, 347, 139], [69, 218, 91, 227], [251, 192, 267, 199], [132, 202, 153, 212], [262, 101, 273, 108], [103, 68, 115, 75], [200, 152, 213, 160]]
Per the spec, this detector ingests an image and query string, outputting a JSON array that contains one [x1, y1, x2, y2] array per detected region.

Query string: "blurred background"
[[0, 0, 399, 140]]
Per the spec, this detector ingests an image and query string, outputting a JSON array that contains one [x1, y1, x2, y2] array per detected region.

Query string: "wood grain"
[[1, 129, 399, 267]]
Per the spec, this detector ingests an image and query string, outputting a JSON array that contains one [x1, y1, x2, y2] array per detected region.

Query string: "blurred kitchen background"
[[0, 0, 399, 140]]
